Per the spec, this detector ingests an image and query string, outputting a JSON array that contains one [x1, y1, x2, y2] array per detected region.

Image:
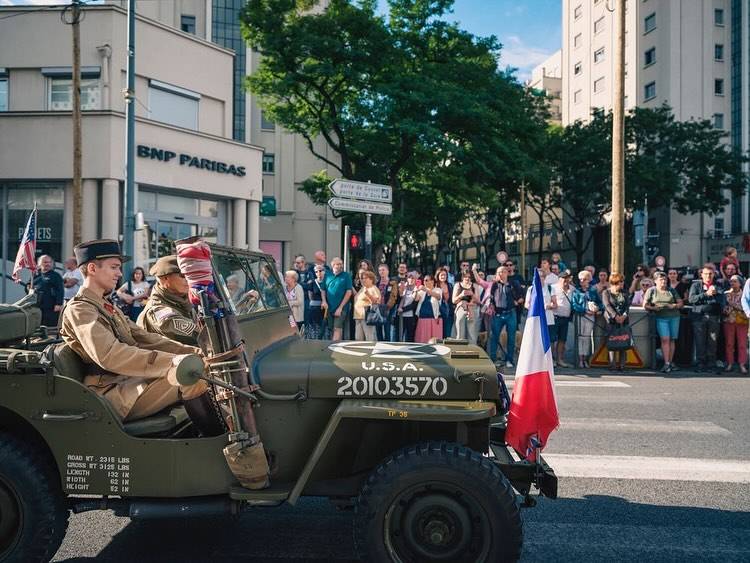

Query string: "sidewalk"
[[500, 365, 750, 378]]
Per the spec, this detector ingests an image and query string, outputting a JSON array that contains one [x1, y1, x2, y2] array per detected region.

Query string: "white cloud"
[[499, 35, 556, 81]]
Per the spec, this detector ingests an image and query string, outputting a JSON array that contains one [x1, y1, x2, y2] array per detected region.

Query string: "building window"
[[148, 79, 199, 130], [574, 61, 582, 75], [593, 77, 605, 93], [644, 13, 656, 33], [48, 78, 101, 110], [714, 217, 724, 238], [713, 113, 724, 129], [0, 77, 7, 112], [644, 81, 656, 100], [644, 47, 656, 66], [715, 8, 724, 26], [574, 33, 582, 48], [262, 154, 275, 174], [213, 2, 247, 141], [594, 16, 605, 34], [715, 78, 725, 96], [594, 47, 605, 63], [181, 15, 196, 34], [574, 4, 582, 19], [574, 89, 582, 104], [3, 184, 65, 269], [260, 110, 275, 131], [715, 44, 724, 61]]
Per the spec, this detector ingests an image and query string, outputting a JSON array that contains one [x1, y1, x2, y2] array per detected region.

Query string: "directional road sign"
[[328, 197, 392, 215], [329, 179, 392, 203]]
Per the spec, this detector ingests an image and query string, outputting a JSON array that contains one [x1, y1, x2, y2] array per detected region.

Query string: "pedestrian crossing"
[[545, 454, 750, 483]]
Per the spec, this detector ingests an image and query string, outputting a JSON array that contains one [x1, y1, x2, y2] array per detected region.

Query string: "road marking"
[[543, 454, 750, 483], [560, 418, 731, 435]]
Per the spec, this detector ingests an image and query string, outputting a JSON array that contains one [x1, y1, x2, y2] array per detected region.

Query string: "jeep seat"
[[123, 406, 189, 437], [51, 343, 86, 383], [49, 344, 190, 437]]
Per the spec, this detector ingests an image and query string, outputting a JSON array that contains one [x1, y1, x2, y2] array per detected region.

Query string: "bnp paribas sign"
[[137, 144, 247, 177]]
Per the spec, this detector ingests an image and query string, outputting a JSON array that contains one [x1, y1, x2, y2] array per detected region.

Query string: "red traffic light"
[[349, 233, 361, 249]]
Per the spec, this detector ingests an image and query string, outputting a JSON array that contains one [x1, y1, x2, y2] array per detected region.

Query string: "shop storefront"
[[1, 183, 66, 301]]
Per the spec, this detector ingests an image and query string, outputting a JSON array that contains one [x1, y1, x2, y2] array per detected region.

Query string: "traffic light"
[[349, 229, 363, 250]]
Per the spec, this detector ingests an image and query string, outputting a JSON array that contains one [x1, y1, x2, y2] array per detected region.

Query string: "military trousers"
[[123, 378, 208, 422]]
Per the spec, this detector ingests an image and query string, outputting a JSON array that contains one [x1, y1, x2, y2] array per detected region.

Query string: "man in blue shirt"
[[323, 257, 353, 340]]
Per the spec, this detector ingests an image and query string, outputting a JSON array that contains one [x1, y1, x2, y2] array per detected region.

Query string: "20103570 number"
[[336, 376, 448, 397]]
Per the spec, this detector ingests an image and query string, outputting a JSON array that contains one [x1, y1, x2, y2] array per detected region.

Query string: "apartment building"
[[529, 49, 564, 125], [0, 4, 263, 301], [562, 0, 736, 268], [118, 0, 343, 267]]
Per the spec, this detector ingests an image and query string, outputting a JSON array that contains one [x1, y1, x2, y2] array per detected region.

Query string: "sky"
[[1, 0, 562, 80], [417, 0, 562, 81]]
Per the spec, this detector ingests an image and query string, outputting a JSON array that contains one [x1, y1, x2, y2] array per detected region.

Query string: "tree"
[[240, 0, 541, 263], [548, 105, 748, 268]]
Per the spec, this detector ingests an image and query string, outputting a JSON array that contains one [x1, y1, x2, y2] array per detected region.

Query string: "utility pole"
[[63, 0, 83, 246], [123, 0, 136, 277], [610, 0, 626, 274]]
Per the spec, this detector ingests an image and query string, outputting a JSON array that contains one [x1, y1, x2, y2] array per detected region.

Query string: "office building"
[[119, 0, 343, 267], [0, 4, 263, 301]]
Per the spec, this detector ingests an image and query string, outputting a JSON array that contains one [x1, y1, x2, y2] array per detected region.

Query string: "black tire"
[[354, 442, 522, 563], [0, 430, 69, 563]]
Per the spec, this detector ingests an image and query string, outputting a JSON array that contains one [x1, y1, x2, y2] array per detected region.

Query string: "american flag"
[[12, 206, 38, 282]]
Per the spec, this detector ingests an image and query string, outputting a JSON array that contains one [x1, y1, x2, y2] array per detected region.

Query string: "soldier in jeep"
[[137, 255, 199, 346]]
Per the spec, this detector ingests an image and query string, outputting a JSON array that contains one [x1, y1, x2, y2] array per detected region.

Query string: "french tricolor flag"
[[505, 268, 559, 462]]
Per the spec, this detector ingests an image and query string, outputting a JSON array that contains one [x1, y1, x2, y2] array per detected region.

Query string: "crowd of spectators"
[[286, 246, 750, 375], [27, 244, 750, 375]]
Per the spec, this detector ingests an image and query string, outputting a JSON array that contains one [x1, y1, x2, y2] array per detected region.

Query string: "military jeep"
[[0, 244, 556, 563]]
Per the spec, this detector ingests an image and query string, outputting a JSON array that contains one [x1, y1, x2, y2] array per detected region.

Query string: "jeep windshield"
[[212, 250, 288, 316]]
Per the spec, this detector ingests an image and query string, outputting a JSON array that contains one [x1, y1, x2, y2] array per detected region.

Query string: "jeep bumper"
[[489, 422, 558, 500]]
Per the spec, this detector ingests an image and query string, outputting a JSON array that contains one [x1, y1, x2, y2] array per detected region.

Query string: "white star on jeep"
[[328, 341, 450, 359]]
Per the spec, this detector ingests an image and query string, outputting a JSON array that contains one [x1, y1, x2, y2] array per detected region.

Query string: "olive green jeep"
[[0, 244, 556, 563]]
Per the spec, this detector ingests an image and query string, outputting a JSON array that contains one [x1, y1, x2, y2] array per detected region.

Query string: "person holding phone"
[[452, 270, 481, 344]]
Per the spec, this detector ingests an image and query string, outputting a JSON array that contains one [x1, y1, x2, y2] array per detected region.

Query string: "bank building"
[[0, 2, 341, 301]]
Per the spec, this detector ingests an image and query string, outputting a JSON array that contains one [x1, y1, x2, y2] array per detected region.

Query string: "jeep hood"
[[253, 338, 500, 402]]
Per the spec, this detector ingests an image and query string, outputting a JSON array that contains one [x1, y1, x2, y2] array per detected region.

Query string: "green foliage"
[[240, 0, 546, 262], [549, 105, 748, 265]]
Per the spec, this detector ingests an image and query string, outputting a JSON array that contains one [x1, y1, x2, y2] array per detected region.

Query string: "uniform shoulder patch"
[[153, 307, 177, 322], [171, 318, 196, 336]]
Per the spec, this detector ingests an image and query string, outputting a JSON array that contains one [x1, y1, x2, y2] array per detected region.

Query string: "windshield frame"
[[211, 249, 290, 317]]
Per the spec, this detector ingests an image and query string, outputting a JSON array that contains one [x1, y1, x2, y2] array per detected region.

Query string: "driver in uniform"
[[59, 240, 224, 434], [137, 256, 199, 346]]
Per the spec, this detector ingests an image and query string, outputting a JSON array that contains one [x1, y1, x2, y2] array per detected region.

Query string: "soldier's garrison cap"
[[150, 255, 181, 277], [74, 239, 131, 267]]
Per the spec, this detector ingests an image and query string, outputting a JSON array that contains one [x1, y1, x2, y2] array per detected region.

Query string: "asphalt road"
[[52, 369, 750, 562]]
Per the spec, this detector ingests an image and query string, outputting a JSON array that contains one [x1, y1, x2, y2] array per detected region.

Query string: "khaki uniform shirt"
[[137, 284, 199, 346], [60, 286, 200, 418]]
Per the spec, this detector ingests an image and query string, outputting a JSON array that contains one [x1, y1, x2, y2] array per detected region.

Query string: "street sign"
[[327, 197, 392, 215], [329, 179, 392, 203]]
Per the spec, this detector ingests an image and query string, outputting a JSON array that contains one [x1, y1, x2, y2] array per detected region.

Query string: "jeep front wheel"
[[354, 442, 522, 563], [0, 431, 69, 563]]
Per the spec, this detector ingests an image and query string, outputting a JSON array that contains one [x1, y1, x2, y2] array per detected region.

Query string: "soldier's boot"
[[223, 438, 270, 490], [183, 388, 227, 437]]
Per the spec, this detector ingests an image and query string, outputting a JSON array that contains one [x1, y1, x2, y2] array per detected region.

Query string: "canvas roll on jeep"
[[0, 244, 556, 563]]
